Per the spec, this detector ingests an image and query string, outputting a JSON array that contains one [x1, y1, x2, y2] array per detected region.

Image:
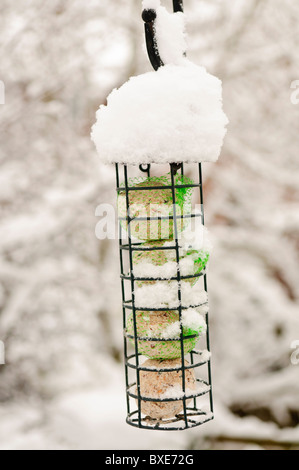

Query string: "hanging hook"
[[142, 1, 184, 71], [173, 0, 184, 13], [170, 162, 182, 175]]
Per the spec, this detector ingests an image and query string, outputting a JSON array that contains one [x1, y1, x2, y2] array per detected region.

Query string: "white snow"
[[178, 223, 213, 254], [154, 6, 187, 65], [132, 224, 211, 279], [91, 61, 228, 165], [133, 255, 205, 279], [182, 308, 207, 333], [193, 349, 212, 363], [0, 381, 193, 450], [160, 381, 211, 400], [161, 308, 207, 339], [134, 282, 208, 309], [142, 0, 160, 9], [134, 260, 178, 279]]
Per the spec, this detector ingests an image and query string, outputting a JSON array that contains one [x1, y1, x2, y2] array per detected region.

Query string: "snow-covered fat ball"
[[137, 358, 196, 419], [91, 61, 228, 165], [133, 237, 210, 287], [126, 309, 206, 359], [117, 174, 193, 241]]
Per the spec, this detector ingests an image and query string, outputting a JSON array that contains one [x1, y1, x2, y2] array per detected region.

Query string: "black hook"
[[142, 9, 164, 71], [173, 0, 184, 13], [170, 163, 183, 175], [139, 163, 151, 175], [142, 1, 184, 71]]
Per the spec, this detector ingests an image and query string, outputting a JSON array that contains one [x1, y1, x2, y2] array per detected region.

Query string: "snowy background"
[[0, 0, 299, 450]]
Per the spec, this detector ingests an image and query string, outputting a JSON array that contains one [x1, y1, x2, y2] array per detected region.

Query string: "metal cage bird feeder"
[[117, 161, 214, 430], [112, 0, 216, 431]]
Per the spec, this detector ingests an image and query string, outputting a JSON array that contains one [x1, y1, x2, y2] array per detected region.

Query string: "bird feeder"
[[91, 0, 228, 430]]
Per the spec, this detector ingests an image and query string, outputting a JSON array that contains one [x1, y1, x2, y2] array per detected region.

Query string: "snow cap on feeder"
[[91, 2, 228, 165]]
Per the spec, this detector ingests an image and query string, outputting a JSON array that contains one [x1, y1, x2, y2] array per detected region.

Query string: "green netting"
[[127, 310, 205, 360], [118, 173, 194, 241]]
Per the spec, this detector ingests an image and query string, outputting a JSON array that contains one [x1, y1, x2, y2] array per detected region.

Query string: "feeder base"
[[126, 409, 214, 431]]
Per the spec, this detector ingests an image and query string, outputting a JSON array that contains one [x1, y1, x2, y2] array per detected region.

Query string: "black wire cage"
[[116, 162, 214, 431], [115, 1, 214, 431]]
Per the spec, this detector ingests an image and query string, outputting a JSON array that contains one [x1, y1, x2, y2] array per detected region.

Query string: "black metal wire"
[[170, 163, 188, 428], [173, 0, 184, 13], [127, 408, 212, 432], [127, 378, 210, 402], [116, 164, 131, 418], [123, 164, 142, 427], [199, 163, 214, 414], [117, 181, 201, 190], [126, 349, 210, 371], [139, 164, 151, 176], [142, 9, 164, 71], [120, 270, 205, 281], [116, 163, 214, 431], [118, 215, 202, 224], [123, 301, 209, 312]]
